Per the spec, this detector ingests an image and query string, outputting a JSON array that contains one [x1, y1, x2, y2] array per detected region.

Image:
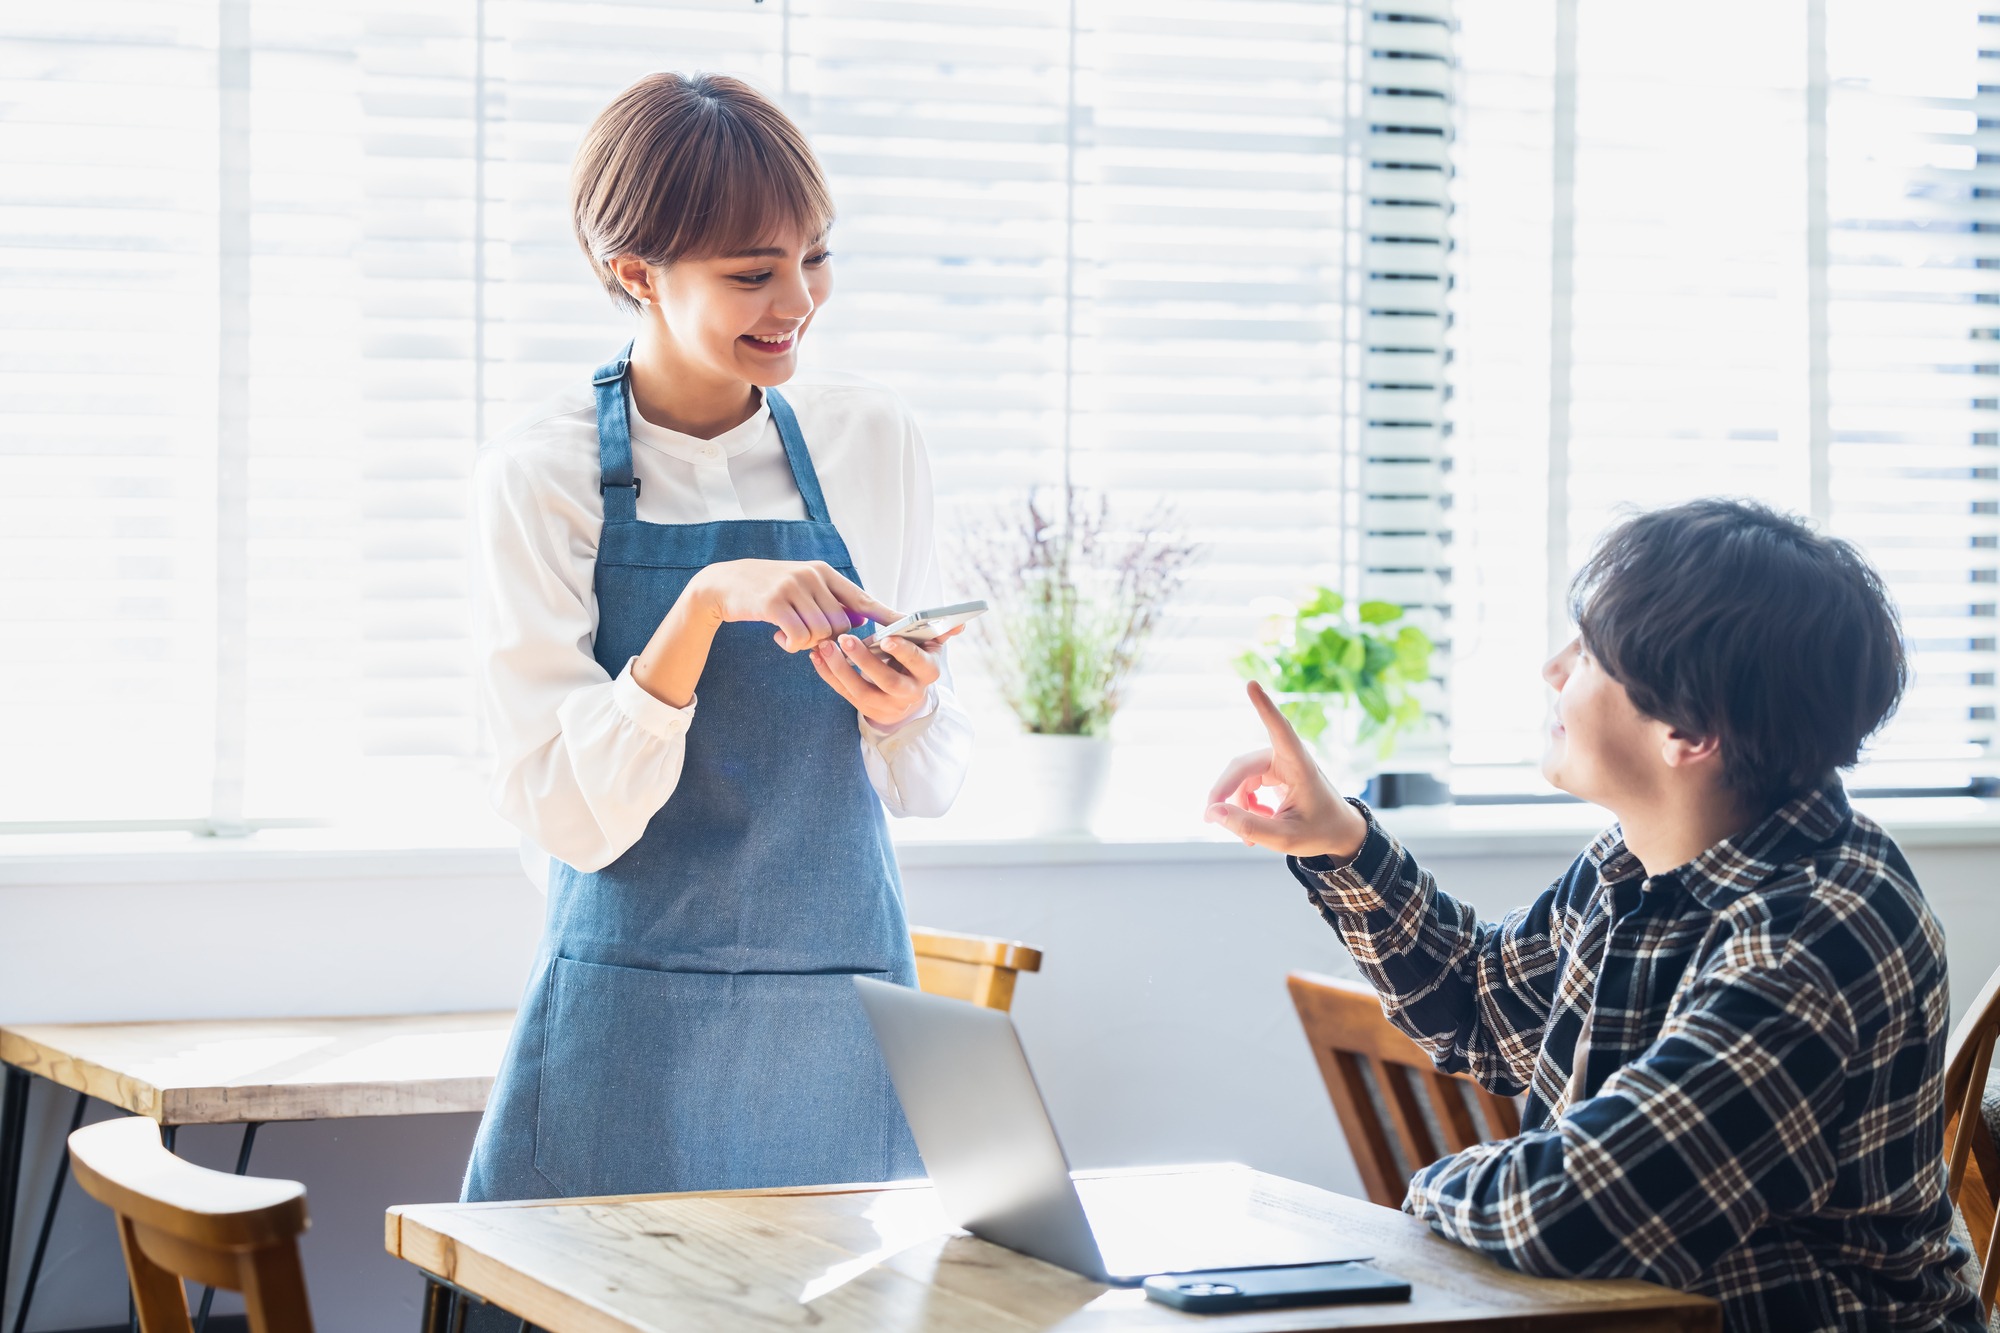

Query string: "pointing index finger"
[[1246, 680, 1316, 766], [822, 568, 900, 627]]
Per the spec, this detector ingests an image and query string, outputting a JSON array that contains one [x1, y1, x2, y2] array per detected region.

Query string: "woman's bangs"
[[667, 126, 832, 262]]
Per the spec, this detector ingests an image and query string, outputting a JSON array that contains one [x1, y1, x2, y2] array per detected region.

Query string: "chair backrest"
[[67, 1116, 314, 1333], [909, 927, 1043, 1012], [1288, 970, 1521, 1207], [1945, 960, 2000, 1321]]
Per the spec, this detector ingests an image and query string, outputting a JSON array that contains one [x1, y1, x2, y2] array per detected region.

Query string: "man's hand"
[[1204, 681, 1370, 859], [687, 559, 901, 652], [811, 627, 964, 728]]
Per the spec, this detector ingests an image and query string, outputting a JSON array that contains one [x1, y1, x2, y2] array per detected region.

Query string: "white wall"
[[2, 829, 1993, 1332]]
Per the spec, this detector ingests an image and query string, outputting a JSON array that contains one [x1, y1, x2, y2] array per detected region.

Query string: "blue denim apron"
[[463, 346, 923, 1201]]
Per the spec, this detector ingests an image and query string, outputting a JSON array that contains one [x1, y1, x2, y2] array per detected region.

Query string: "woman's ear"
[[609, 256, 658, 306]]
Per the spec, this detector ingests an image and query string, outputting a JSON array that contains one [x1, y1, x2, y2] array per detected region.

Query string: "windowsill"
[[3, 795, 1997, 886]]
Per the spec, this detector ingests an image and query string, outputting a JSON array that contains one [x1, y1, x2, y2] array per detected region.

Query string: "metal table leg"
[[193, 1122, 260, 1333], [418, 1274, 521, 1333], [0, 1066, 30, 1325], [421, 1278, 451, 1333], [9, 1090, 87, 1333]]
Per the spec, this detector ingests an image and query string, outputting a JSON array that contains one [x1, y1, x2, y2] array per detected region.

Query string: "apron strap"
[[763, 388, 833, 525], [592, 341, 639, 523]]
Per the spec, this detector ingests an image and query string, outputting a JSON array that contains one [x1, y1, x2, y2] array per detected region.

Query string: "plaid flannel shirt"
[[1290, 781, 1980, 1332]]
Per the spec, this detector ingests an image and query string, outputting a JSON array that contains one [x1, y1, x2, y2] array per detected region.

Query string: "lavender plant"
[[956, 489, 1199, 737]]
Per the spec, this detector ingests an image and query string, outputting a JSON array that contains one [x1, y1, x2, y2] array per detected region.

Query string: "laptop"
[[852, 976, 1371, 1285]]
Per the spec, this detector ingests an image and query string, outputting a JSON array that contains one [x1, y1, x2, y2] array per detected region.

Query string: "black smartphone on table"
[[1141, 1262, 1411, 1313]]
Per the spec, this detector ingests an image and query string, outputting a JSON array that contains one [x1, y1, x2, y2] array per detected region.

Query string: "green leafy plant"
[[958, 489, 1199, 737], [1234, 588, 1434, 758]]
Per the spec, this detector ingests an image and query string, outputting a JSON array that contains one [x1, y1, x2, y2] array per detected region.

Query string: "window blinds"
[[1825, 0, 1994, 785], [801, 0, 1451, 752], [1448, 0, 1995, 790], [5, 0, 1453, 828], [3, 4, 226, 826], [1357, 0, 1455, 765]]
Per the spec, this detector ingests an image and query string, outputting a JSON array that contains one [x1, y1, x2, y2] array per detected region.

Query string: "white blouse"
[[472, 369, 974, 880]]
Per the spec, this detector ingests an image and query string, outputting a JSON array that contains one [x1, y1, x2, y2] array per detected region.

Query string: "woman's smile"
[[740, 329, 798, 354]]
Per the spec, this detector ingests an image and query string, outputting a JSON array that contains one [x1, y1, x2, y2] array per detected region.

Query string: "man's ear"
[[1660, 726, 1723, 771]]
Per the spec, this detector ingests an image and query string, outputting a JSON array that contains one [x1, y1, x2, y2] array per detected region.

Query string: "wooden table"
[[0, 1012, 513, 1125], [1, 1011, 514, 1329], [386, 1165, 1719, 1332]]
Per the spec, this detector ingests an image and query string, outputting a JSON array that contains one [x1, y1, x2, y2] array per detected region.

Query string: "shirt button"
[[702, 446, 719, 459]]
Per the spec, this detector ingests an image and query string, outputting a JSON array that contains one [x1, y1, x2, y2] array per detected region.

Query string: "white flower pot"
[[1018, 733, 1113, 837]]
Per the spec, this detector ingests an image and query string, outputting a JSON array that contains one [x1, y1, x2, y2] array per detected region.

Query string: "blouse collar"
[[626, 387, 772, 466]]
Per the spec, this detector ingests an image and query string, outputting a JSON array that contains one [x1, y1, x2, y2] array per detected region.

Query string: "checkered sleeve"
[[1402, 930, 1856, 1285], [1288, 800, 1581, 1095]]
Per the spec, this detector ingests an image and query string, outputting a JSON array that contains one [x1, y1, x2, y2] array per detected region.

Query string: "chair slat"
[[1379, 1060, 1440, 1173], [117, 1214, 196, 1333], [1982, 1190, 2000, 1323], [1475, 1085, 1523, 1139], [1947, 964, 2000, 1112], [1951, 1032, 1995, 1200], [1427, 1070, 1484, 1154], [1325, 1050, 1404, 1207], [1940, 962, 2000, 1324], [1968, 1144, 2000, 1297], [1291, 970, 1530, 1205]]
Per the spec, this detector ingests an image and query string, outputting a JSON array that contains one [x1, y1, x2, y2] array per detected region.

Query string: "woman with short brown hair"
[[462, 72, 972, 1202]]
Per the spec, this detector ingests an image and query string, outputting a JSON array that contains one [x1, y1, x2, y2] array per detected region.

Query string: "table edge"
[[3, 1013, 514, 1122], [384, 1171, 1720, 1322]]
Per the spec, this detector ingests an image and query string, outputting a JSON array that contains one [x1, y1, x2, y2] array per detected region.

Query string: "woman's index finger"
[[821, 567, 900, 623]]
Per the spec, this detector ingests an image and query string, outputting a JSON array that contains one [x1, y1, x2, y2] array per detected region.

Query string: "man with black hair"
[[1206, 499, 1980, 1331]]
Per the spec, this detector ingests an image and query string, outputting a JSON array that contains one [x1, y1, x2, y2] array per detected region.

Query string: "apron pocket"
[[533, 955, 908, 1197]]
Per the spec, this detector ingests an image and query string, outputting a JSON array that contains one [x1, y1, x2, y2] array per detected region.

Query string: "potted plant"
[[1234, 588, 1436, 797], [958, 489, 1199, 835]]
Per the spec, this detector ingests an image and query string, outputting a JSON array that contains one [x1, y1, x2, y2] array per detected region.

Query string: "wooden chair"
[[67, 1115, 313, 1333], [910, 927, 1043, 1011], [1288, 970, 1521, 1207], [1945, 961, 2000, 1322]]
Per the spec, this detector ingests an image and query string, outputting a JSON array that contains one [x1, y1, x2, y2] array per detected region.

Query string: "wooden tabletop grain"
[[0, 1012, 514, 1124], [386, 1165, 1719, 1332]]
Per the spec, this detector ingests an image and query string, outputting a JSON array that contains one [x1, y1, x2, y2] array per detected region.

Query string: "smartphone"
[[862, 600, 988, 647], [1141, 1263, 1411, 1313]]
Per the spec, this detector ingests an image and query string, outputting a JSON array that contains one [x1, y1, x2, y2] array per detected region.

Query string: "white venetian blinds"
[[797, 0, 1403, 752], [4, 4, 230, 826], [1824, 0, 1994, 785], [4, 0, 1437, 828], [1448, 0, 1996, 789]]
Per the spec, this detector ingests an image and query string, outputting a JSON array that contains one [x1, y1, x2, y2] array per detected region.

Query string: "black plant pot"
[[1364, 772, 1451, 809]]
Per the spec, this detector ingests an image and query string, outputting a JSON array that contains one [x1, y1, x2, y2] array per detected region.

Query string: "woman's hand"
[[810, 627, 964, 728], [1203, 681, 1370, 859], [688, 559, 900, 651], [632, 560, 900, 709]]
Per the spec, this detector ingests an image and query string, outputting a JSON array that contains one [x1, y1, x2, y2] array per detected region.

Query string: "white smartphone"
[[863, 600, 989, 647]]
